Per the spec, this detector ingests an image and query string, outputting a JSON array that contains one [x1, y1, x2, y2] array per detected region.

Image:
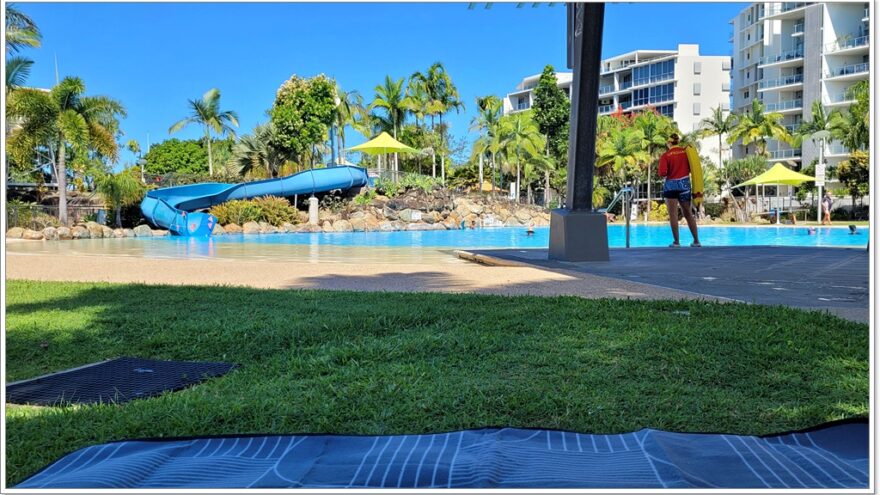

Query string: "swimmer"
[[849, 225, 860, 235], [807, 227, 817, 235], [526, 222, 535, 236]]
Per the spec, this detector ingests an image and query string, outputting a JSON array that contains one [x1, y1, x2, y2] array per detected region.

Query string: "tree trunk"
[[441, 155, 445, 184], [544, 170, 551, 207], [492, 152, 497, 197], [478, 153, 484, 194], [115, 205, 122, 228], [393, 126, 399, 178], [339, 128, 346, 164], [645, 163, 651, 222], [206, 130, 214, 176], [516, 162, 521, 202], [432, 151, 436, 178], [57, 142, 68, 226]]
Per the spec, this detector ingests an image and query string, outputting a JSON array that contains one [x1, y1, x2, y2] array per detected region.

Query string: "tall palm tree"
[[230, 123, 290, 178], [634, 110, 675, 217], [828, 107, 869, 152], [97, 168, 145, 227], [371, 75, 407, 173], [596, 126, 650, 183], [699, 105, 737, 178], [470, 95, 502, 192], [5, 57, 34, 93], [6, 77, 126, 225], [333, 83, 363, 164], [499, 112, 544, 202], [5, 4, 41, 53], [728, 99, 791, 156], [169, 88, 238, 176]]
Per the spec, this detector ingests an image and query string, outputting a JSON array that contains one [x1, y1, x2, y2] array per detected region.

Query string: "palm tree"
[[97, 168, 145, 227], [6, 77, 126, 225], [596, 126, 650, 183], [470, 95, 502, 193], [371, 75, 407, 173], [5, 4, 41, 53], [499, 112, 545, 202], [728, 99, 791, 156], [634, 110, 675, 218], [412, 63, 463, 183], [230, 123, 290, 178], [169, 88, 238, 176], [828, 107, 868, 152], [333, 83, 363, 164], [5, 56, 33, 93], [699, 105, 737, 180]]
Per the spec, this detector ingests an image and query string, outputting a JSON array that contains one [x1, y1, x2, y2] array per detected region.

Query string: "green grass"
[[5, 280, 869, 485]]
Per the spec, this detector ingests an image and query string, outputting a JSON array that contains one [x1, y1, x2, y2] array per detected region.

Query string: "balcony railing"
[[620, 101, 633, 110], [515, 102, 530, 111], [826, 143, 849, 155], [764, 2, 808, 16], [598, 104, 614, 114], [758, 73, 804, 89], [792, 22, 805, 34], [823, 35, 869, 53], [826, 91, 857, 104], [784, 123, 801, 133], [620, 81, 633, 90], [826, 62, 869, 78], [599, 85, 614, 95], [632, 72, 674, 88], [759, 48, 804, 65], [768, 148, 802, 159], [765, 98, 803, 111]]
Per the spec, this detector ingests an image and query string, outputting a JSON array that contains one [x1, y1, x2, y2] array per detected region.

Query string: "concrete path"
[[458, 246, 869, 323]]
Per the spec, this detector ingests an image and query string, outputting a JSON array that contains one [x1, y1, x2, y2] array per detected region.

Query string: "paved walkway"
[[458, 246, 869, 323]]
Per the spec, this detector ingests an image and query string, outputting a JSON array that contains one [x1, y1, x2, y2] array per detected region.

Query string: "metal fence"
[[6, 204, 105, 230]]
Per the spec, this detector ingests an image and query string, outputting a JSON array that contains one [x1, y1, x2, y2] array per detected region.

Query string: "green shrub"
[[703, 202, 727, 219], [209, 196, 297, 226], [353, 189, 377, 206], [374, 177, 401, 198], [648, 201, 669, 221]]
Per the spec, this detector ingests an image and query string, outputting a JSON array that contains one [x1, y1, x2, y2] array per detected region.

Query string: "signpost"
[[813, 130, 830, 224]]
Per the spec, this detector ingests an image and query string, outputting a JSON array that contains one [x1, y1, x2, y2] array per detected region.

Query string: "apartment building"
[[502, 44, 732, 166], [730, 2, 870, 168]]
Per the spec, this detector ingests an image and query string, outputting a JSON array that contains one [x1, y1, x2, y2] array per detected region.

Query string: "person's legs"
[[679, 200, 701, 246], [666, 198, 680, 245]]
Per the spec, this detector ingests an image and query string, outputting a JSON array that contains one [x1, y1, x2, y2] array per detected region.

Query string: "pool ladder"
[[600, 185, 635, 248]]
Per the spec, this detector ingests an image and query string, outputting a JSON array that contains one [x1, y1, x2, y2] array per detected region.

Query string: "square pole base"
[[548, 209, 609, 262]]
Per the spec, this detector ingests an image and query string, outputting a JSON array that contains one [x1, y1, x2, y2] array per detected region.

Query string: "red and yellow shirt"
[[658, 146, 691, 180]]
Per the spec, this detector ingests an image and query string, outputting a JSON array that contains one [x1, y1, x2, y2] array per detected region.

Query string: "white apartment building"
[[502, 44, 732, 166], [730, 2, 870, 168]]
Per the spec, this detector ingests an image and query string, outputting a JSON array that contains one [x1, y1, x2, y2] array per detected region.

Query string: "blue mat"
[[17, 420, 867, 489]]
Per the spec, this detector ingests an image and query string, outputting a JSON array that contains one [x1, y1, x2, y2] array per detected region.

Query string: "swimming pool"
[[175, 224, 869, 249]]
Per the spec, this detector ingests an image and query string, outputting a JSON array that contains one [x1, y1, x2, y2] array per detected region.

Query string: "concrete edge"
[[454, 250, 533, 268]]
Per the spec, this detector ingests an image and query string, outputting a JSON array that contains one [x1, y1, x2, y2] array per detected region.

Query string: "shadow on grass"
[[5, 280, 869, 485]]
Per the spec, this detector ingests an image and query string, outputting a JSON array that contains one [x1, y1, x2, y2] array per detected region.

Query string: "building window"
[[656, 104, 674, 117], [648, 83, 674, 104], [517, 96, 529, 110], [744, 90, 749, 99], [693, 83, 701, 95], [633, 88, 649, 106], [693, 103, 701, 115], [694, 62, 702, 74]]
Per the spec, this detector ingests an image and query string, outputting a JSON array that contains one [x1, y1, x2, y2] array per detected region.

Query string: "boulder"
[[515, 209, 533, 222], [6, 227, 24, 238], [322, 221, 334, 233], [258, 222, 276, 234], [212, 224, 226, 235], [533, 216, 550, 227], [350, 217, 365, 232], [504, 217, 523, 227], [133, 224, 153, 237], [224, 223, 243, 234], [152, 230, 169, 237], [399, 209, 425, 223], [296, 211, 309, 224], [122, 228, 135, 237], [112, 228, 124, 238], [349, 211, 366, 220], [333, 220, 353, 232], [391, 220, 407, 231], [242, 221, 261, 234], [378, 221, 396, 232], [281, 222, 296, 233], [72, 225, 91, 239], [363, 213, 379, 232], [382, 206, 398, 221], [22, 229, 44, 240], [432, 222, 447, 230], [56, 227, 72, 240], [42, 227, 57, 240], [85, 222, 105, 238], [101, 226, 114, 238], [406, 222, 432, 231]]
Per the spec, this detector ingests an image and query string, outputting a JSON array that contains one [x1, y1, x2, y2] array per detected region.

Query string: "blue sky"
[[18, 2, 747, 168]]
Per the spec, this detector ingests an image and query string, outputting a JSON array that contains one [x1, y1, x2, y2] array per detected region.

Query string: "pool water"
[[177, 224, 868, 249]]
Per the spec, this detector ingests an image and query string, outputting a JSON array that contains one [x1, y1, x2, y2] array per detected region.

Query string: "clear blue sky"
[[18, 2, 746, 168]]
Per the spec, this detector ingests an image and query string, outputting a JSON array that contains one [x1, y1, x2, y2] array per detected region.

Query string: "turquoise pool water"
[[172, 224, 869, 249]]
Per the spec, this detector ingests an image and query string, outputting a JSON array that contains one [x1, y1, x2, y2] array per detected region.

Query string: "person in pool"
[[658, 133, 701, 247]]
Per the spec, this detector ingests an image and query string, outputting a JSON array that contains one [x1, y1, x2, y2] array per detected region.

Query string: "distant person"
[[604, 212, 616, 223], [849, 225, 860, 235], [821, 191, 833, 225], [658, 134, 701, 247], [807, 227, 817, 235]]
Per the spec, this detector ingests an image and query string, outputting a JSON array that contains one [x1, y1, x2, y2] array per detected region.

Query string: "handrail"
[[600, 185, 635, 248]]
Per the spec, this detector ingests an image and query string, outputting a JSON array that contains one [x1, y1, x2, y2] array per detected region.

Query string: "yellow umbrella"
[[348, 132, 417, 155], [735, 163, 815, 187], [735, 163, 815, 224]]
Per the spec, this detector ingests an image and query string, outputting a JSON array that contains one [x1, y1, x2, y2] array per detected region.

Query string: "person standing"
[[658, 134, 701, 247], [821, 190, 833, 225]]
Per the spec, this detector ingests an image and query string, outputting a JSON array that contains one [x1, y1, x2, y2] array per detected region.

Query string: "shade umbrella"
[[735, 163, 816, 223], [347, 132, 418, 180]]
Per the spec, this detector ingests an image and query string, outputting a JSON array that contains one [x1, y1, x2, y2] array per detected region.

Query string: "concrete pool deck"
[[456, 246, 870, 323], [5, 242, 868, 323]]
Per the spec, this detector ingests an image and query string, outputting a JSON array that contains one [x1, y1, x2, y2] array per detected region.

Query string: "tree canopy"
[[531, 65, 570, 163], [269, 74, 337, 165], [144, 139, 208, 175]]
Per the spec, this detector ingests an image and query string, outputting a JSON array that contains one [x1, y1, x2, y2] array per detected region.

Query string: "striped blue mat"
[[18, 420, 867, 489]]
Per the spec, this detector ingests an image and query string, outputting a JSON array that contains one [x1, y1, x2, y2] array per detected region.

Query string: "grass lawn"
[[5, 280, 869, 485]]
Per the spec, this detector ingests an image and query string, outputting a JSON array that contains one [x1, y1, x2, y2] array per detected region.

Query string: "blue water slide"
[[140, 166, 369, 236]]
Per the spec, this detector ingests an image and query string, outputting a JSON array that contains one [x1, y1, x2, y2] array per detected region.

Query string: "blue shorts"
[[663, 177, 692, 203]]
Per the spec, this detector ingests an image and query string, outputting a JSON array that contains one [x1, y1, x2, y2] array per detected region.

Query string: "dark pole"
[[566, 2, 605, 211]]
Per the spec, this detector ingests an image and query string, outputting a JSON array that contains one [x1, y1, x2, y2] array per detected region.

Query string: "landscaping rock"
[[85, 222, 104, 238], [101, 226, 114, 238], [72, 225, 91, 239], [405, 222, 432, 231], [333, 220, 353, 232], [515, 209, 533, 223], [399, 209, 425, 223], [42, 227, 57, 240], [242, 221, 261, 234], [56, 227, 72, 240], [224, 223, 243, 234], [113, 228, 124, 238], [258, 221, 276, 234], [391, 220, 406, 231], [6, 227, 24, 238], [349, 211, 365, 220], [133, 224, 152, 237], [212, 224, 226, 235], [322, 221, 334, 233], [22, 229, 44, 240], [152, 230, 169, 237], [382, 206, 398, 221], [504, 217, 523, 227], [281, 222, 296, 233], [122, 229, 135, 237], [350, 217, 365, 232], [378, 221, 396, 232]]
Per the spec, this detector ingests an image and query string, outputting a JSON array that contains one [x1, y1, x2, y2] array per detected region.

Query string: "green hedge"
[[209, 196, 298, 226]]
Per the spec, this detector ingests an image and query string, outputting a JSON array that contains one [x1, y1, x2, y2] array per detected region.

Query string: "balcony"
[[598, 104, 614, 114], [759, 48, 804, 66], [863, 7, 869, 21], [768, 148, 802, 160], [784, 123, 801, 133], [515, 102, 531, 111], [825, 62, 869, 79], [792, 22, 805, 36], [764, 2, 808, 18], [599, 85, 614, 95], [631, 72, 674, 88], [826, 143, 849, 156], [823, 35, 869, 53], [620, 81, 633, 90], [758, 73, 804, 90], [765, 98, 803, 112]]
